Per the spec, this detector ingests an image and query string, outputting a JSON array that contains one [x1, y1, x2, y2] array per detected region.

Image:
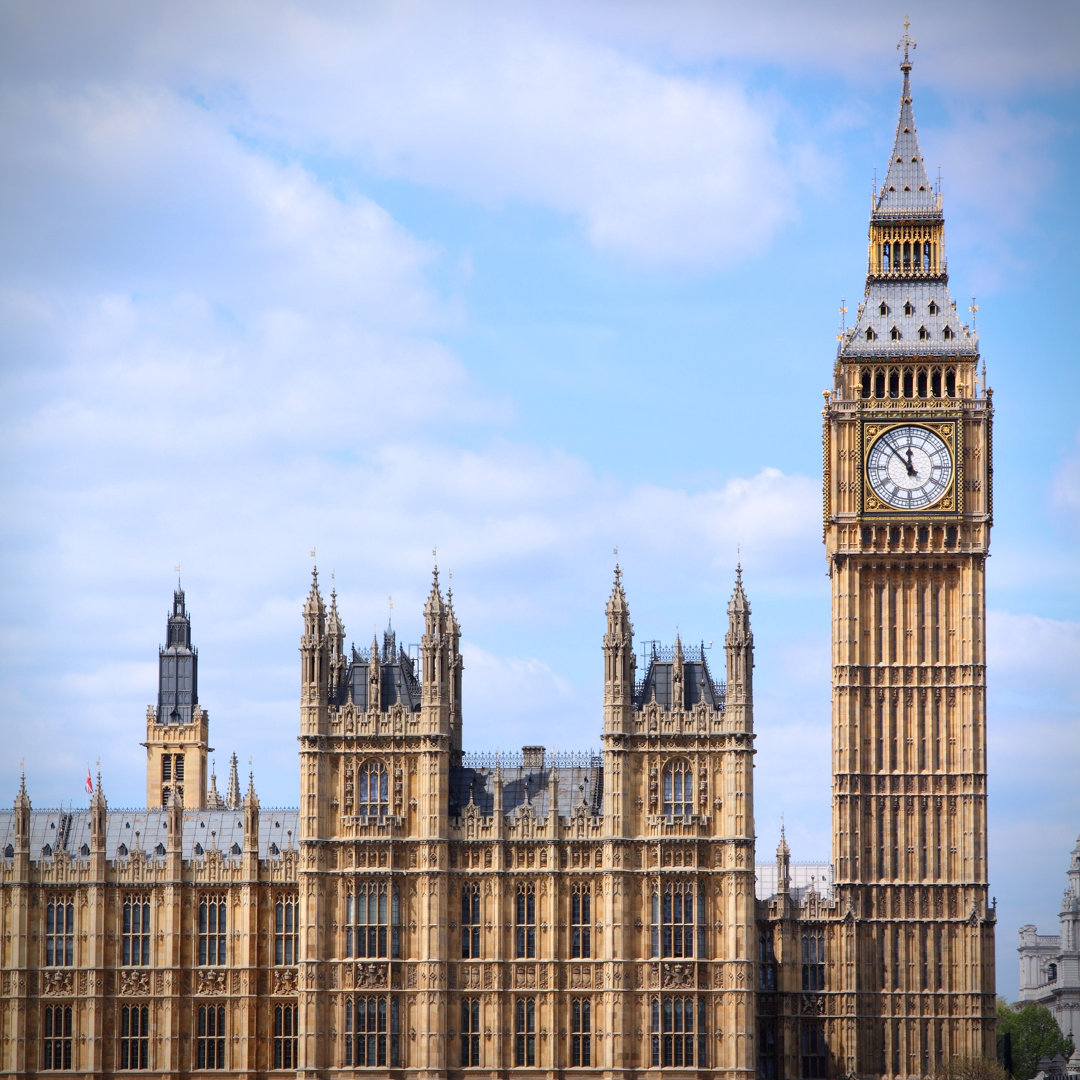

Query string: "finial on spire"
[[174, 562, 181, 586], [898, 15, 916, 68], [387, 595, 393, 629], [736, 545, 743, 586]]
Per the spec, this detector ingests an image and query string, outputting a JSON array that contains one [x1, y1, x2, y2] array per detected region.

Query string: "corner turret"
[[602, 564, 635, 735]]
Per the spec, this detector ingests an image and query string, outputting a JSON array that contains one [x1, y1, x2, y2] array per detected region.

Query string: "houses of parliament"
[[0, 36, 996, 1080]]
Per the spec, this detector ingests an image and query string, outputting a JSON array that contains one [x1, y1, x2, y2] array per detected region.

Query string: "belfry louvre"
[[0, 36, 995, 1080]]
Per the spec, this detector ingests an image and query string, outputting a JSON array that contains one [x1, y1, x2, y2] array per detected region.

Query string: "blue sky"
[[1, 1, 1077, 999]]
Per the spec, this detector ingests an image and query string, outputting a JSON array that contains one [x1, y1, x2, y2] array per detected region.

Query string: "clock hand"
[[904, 448, 918, 477]]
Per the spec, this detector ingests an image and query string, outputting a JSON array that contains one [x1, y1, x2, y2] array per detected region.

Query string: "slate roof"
[[840, 281, 977, 359], [0, 808, 299, 862], [450, 752, 603, 820], [875, 57, 940, 219]]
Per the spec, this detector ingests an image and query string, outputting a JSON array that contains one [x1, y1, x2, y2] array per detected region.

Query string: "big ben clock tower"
[[823, 25, 996, 1076]]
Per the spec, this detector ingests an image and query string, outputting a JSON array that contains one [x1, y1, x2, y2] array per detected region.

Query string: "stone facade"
[[0, 33, 996, 1080], [1019, 836, 1080, 1044]]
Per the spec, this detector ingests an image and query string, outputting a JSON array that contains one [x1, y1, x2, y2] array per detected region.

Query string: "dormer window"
[[890, 326, 901, 341], [943, 326, 953, 340], [918, 326, 929, 341], [904, 300, 914, 316], [865, 328, 876, 341], [879, 302, 889, 316], [929, 301, 939, 315]]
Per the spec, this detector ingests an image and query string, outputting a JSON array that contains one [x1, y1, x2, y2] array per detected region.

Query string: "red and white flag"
[[85, 769, 93, 796]]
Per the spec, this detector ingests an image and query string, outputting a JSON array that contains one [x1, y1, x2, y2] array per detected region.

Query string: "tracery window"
[[45, 897, 74, 966], [274, 1004, 298, 1070], [515, 883, 536, 959], [651, 996, 704, 1067], [800, 1021, 826, 1078], [196, 1004, 225, 1069], [460, 997, 481, 1066], [345, 882, 399, 959], [570, 883, 591, 959], [198, 896, 227, 966], [514, 998, 536, 1067], [118, 1004, 149, 1069], [461, 883, 481, 959], [570, 997, 592, 1066], [275, 896, 298, 965], [344, 996, 400, 1067], [357, 760, 389, 817], [758, 929, 776, 991], [42, 1004, 72, 1070], [662, 759, 692, 817], [122, 895, 150, 966], [161, 753, 184, 807], [651, 881, 703, 958], [801, 928, 826, 991]]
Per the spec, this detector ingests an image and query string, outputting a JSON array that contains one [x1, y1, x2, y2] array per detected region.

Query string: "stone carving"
[[273, 968, 298, 995], [42, 970, 74, 995], [119, 970, 151, 996], [198, 970, 228, 995], [355, 963, 387, 988], [802, 993, 825, 1015], [660, 963, 695, 989]]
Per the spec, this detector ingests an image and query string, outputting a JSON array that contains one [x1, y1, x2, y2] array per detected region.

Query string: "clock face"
[[866, 425, 953, 510]]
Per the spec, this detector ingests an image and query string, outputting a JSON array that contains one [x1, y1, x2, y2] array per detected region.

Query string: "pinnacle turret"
[[875, 21, 938, 219], [226, 752, 241, 809]]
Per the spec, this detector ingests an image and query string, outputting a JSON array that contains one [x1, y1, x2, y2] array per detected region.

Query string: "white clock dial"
[[867, 425, 953, 510]]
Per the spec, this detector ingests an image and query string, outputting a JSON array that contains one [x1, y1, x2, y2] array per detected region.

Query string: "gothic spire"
[[875, 18, 938, 219], [226, 752, 241, 809]]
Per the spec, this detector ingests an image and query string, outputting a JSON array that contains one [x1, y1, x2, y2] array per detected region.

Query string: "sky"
[[1, 0, 1077, 1001]]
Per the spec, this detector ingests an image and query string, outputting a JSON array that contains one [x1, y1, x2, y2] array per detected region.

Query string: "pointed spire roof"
[[777, 822, 790, 861], [875, 20, 940, 219], [728, 560, 750, 615], [91, 768, 106, 808], [15, 768, 30, 810], [226, 752, 241, 809], [327, 583, 343, 635], [245, 768, 258, 807], [207, 760, 224, 809], [303, 565, 325, 616]]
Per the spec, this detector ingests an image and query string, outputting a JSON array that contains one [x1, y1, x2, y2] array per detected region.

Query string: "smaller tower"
[[299, 568, 328, 737], [724, 562, 754, 730], [225, 752, 241, 810], [327, 585, 346, 701], [602, 564, 635, 735], [144, 585, 211, 808]]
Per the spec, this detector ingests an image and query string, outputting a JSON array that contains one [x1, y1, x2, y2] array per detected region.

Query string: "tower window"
[[515, 883, 536, 958], [344, 996, 400, 1067], [889, 370, 899, 398], [903, 371, 913, 398], [652, 881, 703, 958], [800, 1021, 827, 1078], [122, 896, 151, 966], [879, 301, 889, 316], [346, 882, 400, 959], [197, 1004, 226, 1070], [882, 243, 890, 271], [929, 300, 939, 315], [571, 883, 591, 958], [514, 998, 536, 1067], [918, 326, 928, 340], [198, 895, 227, 965], [801, 929, 826, 991], [874, 371, 885, 398], [570, 997, 592, 1066], [651, 996, 705, 1067], [931, 370, 942, 396], [917, 370, 928, 397], [890, 326, 901, 342], [461, 883, 481, 959], [662, 759, 693, 816], [943, 325, 953, 340], [275, 896, 298, 965], [904, 300, 914, 316], [45, 897, 75, 966], [356, 760, 389, 818], [946, 370, 956, 396], [274, 1004, 298, 1071], [865, 327, 876, 342], [461, 998, 481, 1066], [119, 1004, 150, 1070], [861, 371, 871, 398], [924, 241, 932, 269], [43, 1005, 73, 1070]]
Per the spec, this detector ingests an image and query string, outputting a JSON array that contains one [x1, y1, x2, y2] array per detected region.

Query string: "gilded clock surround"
[[861, 419, 960, 516]]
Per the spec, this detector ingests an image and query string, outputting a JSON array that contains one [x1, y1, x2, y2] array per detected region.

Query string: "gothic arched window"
[[357, 760, 389, 818], [662, 760, 693, 817]]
